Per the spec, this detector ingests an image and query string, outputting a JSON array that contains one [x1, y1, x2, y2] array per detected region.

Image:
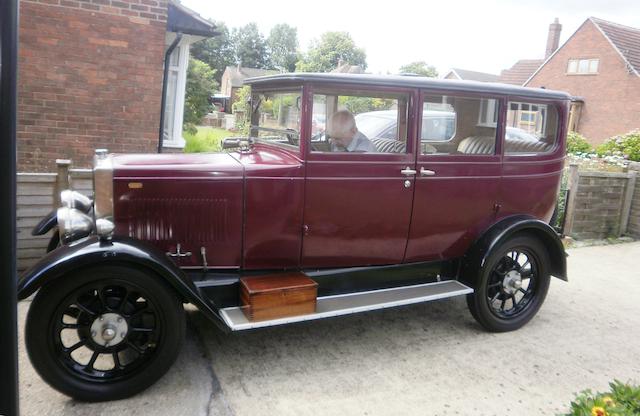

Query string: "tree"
[[296, 32, 366, 73], [232, 23, 271, 69], [184, 58, 218, 126], [398, 61, 438, 77], [267, 24, 299, 73], [190, 21, 235, 84]]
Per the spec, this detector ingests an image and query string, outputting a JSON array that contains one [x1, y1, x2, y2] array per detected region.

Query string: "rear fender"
[[460, 215, 567, 286], [18, 235, 230, 332]]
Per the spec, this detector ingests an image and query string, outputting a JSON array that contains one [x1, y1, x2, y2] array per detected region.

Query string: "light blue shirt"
[[331, 131, 377, 152]]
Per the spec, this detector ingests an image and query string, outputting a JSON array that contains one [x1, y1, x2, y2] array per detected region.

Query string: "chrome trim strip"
[[220, 280, 473, 331]]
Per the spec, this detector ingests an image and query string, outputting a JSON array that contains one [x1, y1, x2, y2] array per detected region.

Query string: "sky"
[[181, 0, 640, 76]]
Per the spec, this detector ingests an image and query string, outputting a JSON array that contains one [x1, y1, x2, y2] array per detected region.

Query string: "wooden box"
[[240, 273, 318, 322]]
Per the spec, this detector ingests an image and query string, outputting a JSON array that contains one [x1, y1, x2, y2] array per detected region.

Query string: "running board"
[[219, 280, 473, 331]]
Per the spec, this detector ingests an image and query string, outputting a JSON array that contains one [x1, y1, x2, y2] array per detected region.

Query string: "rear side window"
[[505, 102, 558, 154], [421, 95, 499, 155]]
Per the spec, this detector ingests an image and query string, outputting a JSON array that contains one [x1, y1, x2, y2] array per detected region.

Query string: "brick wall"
[[18, 0, 168, 172], [526, 20, 640, 145]]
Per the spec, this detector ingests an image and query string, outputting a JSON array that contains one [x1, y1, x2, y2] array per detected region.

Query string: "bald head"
[[328, 110, 357, 139]]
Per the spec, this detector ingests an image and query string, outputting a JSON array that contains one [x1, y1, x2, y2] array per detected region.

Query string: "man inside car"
[[327, 110, 377, 152]]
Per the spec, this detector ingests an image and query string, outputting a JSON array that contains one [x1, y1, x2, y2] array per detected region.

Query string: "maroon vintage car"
[[20, 73, 570, 401]]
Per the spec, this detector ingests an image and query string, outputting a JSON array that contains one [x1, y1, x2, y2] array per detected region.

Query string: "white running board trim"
[[219, 280, 473, 331]]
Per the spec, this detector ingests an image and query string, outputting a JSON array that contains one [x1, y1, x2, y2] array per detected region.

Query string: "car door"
[[301, 86, 418, 268], [405, 91, 504, 262]]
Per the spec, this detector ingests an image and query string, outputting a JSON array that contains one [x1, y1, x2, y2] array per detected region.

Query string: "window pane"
[[589, 59, 599, 73], [422, 95, 498, 156], [506, 101, 558, 154], [578, 59, 590, 73], [250, 90, 302, 150], [567, 60, 578, 73], [311, 90, 409, 153], [163, 70, 178, 142]]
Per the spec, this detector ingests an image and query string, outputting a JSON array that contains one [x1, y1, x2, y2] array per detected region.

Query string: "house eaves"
[[167, 0, 219, 38]]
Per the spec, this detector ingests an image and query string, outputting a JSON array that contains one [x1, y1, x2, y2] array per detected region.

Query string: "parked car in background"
[[21, 73, 570, 402]]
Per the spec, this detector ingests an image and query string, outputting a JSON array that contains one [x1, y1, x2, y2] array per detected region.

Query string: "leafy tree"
[[232, 23, 271, 69], [190, 21, 236, 84], [398, 61, 438, 77], [184, 58, 218, 126], [296, 32, 366, 73], [268, 23, 299, 72]]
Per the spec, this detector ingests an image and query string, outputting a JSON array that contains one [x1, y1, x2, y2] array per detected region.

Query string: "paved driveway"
[[18, 242, 640, 415]]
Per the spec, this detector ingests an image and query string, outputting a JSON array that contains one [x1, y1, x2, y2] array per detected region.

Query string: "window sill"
[[162, 140, 185, 149]]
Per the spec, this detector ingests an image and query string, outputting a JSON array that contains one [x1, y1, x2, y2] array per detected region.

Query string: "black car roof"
[[244, 73, 571, 101]]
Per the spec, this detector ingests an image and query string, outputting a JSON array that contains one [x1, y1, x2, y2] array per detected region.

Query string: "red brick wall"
[[526, 20, 640, 145], [18, 0, 168, 171]]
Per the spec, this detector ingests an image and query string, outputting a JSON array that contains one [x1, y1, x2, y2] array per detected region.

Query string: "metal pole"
[[0, 0, 20, 413]]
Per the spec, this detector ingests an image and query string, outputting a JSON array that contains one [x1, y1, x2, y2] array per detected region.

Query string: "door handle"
[[400, 167, 417, 176], [420, 167, 436, 176]]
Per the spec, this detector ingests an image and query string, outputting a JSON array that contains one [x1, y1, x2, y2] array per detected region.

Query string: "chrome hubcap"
[[502, 270, 523, 295], [90, 313, 128, 347]]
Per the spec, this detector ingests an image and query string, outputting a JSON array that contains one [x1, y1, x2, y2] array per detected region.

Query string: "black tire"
[[466, 234, 551, 332], [26, 265, 185, 402]]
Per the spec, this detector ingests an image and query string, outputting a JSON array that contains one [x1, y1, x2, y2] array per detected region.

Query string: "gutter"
[[158, 32, 183, 153]]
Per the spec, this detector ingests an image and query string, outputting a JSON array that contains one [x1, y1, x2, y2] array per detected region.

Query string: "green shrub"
[[232, 85, 251, 136], [562, 380, 640, 416], [567, 131, 592, 154], [595, 130, 640, 162]]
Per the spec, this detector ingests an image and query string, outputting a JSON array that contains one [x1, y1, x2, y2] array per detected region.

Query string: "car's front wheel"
[[25, 265, 185, 401], [466, 234, 551, 332]]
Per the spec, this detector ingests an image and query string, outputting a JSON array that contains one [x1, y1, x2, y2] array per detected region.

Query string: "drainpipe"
[[158, 32, 183, 153]]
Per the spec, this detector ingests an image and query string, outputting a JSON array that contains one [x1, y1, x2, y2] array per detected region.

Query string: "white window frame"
[[163, 34, 192, 149], [477, 98, 498, 127], [567, 58, 599, 75]]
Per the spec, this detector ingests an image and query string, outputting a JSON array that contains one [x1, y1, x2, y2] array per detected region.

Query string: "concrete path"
[[17, 242, 640, 415]]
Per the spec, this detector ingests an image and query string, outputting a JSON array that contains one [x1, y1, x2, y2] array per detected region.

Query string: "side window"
[[250, 90, 302, 150], [506, 102, 558, 154], [421, 95, 499, 155], [311, 90, 410, 153]]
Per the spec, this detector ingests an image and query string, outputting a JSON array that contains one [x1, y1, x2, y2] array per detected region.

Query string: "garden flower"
[[591, 406, 606, 416], [602, 396, 614, 406]]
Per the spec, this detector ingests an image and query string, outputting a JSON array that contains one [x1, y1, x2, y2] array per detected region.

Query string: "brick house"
[[525, 17, 640, 144], [18, 0, 217, 171]]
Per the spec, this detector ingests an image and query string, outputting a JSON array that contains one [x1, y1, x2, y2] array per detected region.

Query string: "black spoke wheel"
[[466, 234, 551, 332], [26, 265, 185, 401]]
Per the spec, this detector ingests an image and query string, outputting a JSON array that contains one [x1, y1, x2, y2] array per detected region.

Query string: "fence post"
[[620, 171, 637, 236], [54, 159, 71, 207], [563, 163, 580, 237]]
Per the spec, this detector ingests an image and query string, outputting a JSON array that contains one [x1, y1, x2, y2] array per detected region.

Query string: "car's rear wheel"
[[466, 234, 551, 332], [26, 265, 185, 401]]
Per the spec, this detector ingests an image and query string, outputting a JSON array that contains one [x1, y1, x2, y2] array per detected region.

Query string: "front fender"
[[461, 215, 567, 285], [18, 235, 229, 332]]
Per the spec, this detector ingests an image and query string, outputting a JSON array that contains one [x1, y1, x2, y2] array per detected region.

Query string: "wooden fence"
[[564, 163, 640, 240], [17, 160, 92, 270]]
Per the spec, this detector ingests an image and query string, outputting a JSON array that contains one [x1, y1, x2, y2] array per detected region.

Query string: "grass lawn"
[[184, 126, 235, 153]]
